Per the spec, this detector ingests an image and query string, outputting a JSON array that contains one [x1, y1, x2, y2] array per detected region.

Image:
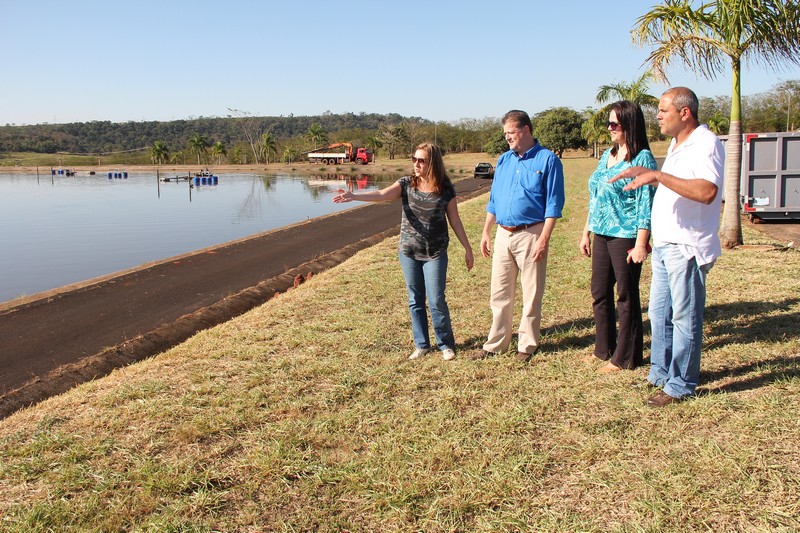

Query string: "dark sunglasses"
[[607, 121, 622, 131], [412, 157, 427, 164]]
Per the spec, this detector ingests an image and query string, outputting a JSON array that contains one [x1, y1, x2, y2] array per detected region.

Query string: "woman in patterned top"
[[579, 101, 657, 372], [333, 143, 474, 361]]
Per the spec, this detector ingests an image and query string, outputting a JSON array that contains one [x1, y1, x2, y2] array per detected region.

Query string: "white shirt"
[[651, 124, 725, 266]]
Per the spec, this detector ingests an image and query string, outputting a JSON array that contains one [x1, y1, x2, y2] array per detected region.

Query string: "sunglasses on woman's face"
[[412, 157, 427, 165], [607, 121, 621, 131]]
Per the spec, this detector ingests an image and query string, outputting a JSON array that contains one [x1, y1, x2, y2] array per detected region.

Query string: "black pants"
[[591, 234, 644, 369]]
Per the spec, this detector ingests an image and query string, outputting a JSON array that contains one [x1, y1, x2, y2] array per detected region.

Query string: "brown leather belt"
[[499, 222, 539, 233]]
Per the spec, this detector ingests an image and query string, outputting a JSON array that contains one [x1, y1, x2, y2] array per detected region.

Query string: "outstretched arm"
[[333, 182, 402, 203], [609, 167, 718, 205]]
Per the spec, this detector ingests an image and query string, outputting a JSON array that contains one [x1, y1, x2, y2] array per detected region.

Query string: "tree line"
[[1, 80, 797, 165]]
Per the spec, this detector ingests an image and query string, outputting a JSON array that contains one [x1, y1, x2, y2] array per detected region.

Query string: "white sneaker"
[[409, 348, 431, 360], [442, 347, 456, 361]]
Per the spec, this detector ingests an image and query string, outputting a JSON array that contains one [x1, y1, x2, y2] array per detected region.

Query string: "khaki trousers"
[[483, 225, 547, 354]]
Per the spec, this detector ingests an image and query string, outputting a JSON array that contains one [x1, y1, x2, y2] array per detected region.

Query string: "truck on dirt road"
[[306, 143, 374, 165]]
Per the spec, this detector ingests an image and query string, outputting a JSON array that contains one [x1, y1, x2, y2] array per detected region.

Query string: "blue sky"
[[3, 0, 800, 126]]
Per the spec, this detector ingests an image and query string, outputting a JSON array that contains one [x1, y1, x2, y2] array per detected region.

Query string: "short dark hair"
[[609, 100, 651, 161], [664, 87, 699, 120], [502, 110, 533, 134]]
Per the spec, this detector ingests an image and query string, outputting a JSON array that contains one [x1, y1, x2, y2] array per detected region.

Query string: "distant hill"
[[0, 113, 427, 154]]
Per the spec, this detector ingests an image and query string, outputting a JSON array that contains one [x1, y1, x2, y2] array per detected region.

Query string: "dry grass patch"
[[1, 159, 798, 531]]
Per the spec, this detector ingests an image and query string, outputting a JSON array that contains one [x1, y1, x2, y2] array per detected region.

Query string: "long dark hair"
[[609, 100, 650, 161], [411, 142, 451, 195]]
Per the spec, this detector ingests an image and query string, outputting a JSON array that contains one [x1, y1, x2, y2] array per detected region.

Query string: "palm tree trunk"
[[720, 62, 744, 248]]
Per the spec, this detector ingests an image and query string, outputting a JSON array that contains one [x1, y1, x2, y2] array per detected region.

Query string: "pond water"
[[0, 170, 396, 303]]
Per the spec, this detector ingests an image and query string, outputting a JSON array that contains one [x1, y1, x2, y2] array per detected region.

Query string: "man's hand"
[[480, 233, 492, 258], [531, 236, 549, 263], [608, 166, 658, 191]]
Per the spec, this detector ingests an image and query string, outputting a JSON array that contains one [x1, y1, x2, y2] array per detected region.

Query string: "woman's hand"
[[627, 244, 649, 264], [464, 247, 474, 271], [579, 233, 592, 257], [332, 189, 353, 203]]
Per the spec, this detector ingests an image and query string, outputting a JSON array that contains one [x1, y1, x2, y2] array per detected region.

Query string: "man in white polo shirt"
[[610, 87, 724, 407]]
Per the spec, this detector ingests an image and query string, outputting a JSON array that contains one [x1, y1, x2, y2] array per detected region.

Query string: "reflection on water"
[[0, 171, 399, 303]]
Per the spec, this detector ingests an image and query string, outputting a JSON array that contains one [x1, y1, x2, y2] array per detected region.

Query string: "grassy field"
[[0, 142, 671, 174], [0, 156, 798, 532]]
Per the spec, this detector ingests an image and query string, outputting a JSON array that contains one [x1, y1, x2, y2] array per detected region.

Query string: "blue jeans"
[[647, 244, 712, 397], [398, 251, 454, 351]]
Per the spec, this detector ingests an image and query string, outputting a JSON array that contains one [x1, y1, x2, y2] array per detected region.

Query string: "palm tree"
[[150, 140, 169, 165], [581, 108, 612, 159], [595, 70, 661, 141], [595, 70, 660, 109], [707, 111, 730, 135], [187, 133, 209, 165], [260, 133, 278, 164], [367, 136, 383, 161], [211, 141, 227, 165], [632, 0, 800, 248], [305, 123, 328, 150], [282, 146, 299, 163]]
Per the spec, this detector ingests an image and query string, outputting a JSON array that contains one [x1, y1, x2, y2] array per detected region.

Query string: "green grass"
[[0, 150, 152, 168], [1, 158, 798, 531]]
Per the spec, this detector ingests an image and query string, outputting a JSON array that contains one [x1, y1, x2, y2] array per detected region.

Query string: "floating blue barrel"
[[51, 169, 56, 175], [212, 176, 218, 184], [123, 172, 128, 178], [194, 177, 201, 185], [108, 172, 113, 178]]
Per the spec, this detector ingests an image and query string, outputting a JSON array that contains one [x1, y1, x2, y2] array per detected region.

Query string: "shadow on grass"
[[542, 317, 596, 352], [704, 297, 800, 346], [458, 298, 798, 391], [699, 353, 800, 395]]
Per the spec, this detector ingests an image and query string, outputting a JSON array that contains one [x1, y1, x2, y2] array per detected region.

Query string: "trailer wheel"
[[356, 159, 364, 165]]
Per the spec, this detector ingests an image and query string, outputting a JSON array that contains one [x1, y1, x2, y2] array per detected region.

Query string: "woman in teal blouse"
[[579, 100, 657, 372]]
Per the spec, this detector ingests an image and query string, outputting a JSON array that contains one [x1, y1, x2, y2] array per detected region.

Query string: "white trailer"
[[308, 151, 349, 165]]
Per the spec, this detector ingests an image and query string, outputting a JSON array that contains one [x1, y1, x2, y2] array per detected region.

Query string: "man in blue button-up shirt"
[[473, 110, 565, 362]]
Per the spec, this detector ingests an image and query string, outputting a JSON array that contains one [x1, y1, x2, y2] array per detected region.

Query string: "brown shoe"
[[516, 346, 539, 363], [647, 390, 684, 408], [469, 349, 495, 361]]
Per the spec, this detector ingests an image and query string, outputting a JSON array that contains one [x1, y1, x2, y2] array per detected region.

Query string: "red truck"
[[307, 142, 374, 165]]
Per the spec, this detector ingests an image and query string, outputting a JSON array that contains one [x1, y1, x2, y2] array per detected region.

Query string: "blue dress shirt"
[[487, 142, 565, 226]]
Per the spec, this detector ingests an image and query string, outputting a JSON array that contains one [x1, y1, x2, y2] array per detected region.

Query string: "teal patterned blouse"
[[587, 148, 657, 238]]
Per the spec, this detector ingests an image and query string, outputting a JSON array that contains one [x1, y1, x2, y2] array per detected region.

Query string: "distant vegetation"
[[0, 113, 501, 167], [1, 79, 797, 167]]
